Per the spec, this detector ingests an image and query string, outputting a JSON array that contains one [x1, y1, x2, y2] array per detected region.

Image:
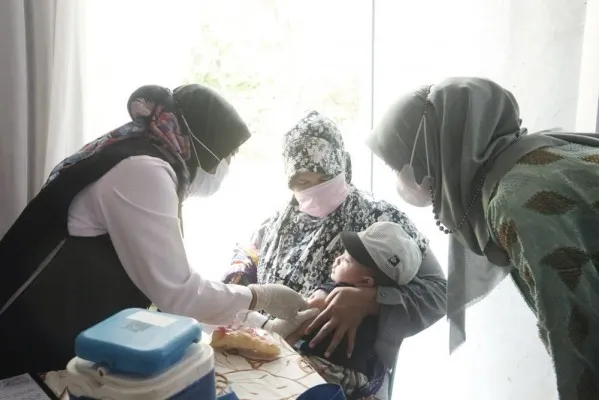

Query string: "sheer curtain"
[[0, 0, 85, 235]]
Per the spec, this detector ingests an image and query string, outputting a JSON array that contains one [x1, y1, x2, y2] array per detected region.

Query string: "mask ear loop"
[[178, 110, 222, 165], [423, 126, 431, 178], [409, 118, 424, 167], [417, 85, 433, 179], [422, 110, 431, 179], [178, 112, 224, 202]]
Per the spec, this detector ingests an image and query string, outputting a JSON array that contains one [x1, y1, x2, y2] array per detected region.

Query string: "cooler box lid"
[[75, 308, 201, 376]]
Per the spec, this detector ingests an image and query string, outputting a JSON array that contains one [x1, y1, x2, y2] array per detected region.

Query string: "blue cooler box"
[[75, 308, 201, 376], [66, 342, 216, 400]]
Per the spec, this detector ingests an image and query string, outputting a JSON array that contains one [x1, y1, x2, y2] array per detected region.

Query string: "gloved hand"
[[263, 308, 320, 338], [248, 283, 308, 319]]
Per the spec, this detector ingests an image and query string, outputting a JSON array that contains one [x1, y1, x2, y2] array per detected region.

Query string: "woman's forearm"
[[377, 249, 447, 337], [372, 250, 447, 370]]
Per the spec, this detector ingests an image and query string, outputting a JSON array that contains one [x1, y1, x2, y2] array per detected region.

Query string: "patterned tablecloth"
[[213, 330, 326, 399], [43, 330, 325, 400]]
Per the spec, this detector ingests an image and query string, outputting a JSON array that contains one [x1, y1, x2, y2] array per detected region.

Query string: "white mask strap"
[[423, 87, 432, 177], [409, 118, 423, 166], [423, 117, 431, 177], [409, 117, 431, 177], [179, 113, 221, 167], [410, 87, 432, 177]]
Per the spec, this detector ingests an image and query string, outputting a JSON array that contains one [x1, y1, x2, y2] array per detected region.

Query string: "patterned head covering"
[[46, 84, 250, 199], [283, 111, 352, 186]]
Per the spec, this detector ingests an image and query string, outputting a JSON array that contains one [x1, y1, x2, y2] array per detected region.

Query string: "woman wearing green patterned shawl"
[[367, 77, 599, 400]]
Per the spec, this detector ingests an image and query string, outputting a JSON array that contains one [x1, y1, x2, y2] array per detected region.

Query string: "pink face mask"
[[294, 173, 349, 218]]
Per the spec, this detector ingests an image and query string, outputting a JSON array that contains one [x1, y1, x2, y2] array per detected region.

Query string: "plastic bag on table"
[[230, 310, 268, 330]]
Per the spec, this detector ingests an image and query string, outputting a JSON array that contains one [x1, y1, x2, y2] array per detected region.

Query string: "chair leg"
[[388, 364, 397, 398]]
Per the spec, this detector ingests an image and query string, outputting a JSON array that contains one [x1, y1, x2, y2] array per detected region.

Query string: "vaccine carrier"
[[65, 308, 216, 400]]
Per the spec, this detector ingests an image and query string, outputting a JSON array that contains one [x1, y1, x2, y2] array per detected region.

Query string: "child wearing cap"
[[296, 221, 422, 387]]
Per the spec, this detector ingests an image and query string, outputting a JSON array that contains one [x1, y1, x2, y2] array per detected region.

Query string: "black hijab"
[[173, 84, 251, 173]]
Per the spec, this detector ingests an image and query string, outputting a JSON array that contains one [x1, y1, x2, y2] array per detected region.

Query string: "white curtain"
[[0, 0, 85, 235], [576, 0, 599, 132]]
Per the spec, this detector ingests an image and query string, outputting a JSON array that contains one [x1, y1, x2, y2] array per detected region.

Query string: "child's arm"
[[261, 309, 320, 338], [284, 285, 337, 344], [309, 281, 347, 309], [307, 290, 328, 310]]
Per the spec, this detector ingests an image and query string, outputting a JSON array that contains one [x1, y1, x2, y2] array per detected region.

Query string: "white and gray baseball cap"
[[340, 221, 422, 285]]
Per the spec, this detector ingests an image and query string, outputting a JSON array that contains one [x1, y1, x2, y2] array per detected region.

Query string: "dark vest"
[[0, 138, 182, 378]]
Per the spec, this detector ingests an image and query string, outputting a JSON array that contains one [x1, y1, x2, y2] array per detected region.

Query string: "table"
[[213, 330, 326, 399], [43, 331, 326, 400]]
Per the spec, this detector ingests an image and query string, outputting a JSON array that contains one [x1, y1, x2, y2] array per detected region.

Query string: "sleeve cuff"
[[317, 283, 336, 293], [232, 284, 254, 309]]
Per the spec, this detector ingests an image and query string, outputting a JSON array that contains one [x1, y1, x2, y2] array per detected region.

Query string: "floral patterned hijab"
[[283, 110, 352, 185], [256, 111, 428, 296], [46, 84, 250, 199]]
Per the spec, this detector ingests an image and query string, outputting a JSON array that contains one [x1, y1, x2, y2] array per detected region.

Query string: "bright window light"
[[180, 0, 373, 282]]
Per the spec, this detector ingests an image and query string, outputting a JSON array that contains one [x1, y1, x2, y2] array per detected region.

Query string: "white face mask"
[[180, 113, 231, 198], [395, 117, 433, 207], [188, 158, 230, 197]]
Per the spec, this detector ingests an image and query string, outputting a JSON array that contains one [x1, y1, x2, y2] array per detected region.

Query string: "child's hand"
[[285, 317, 317, 345], [248, 283, 308, 318], [307, 290, 327, 310], [263, 308, 320, 338]]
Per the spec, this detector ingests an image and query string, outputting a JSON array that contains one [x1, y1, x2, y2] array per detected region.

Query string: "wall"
[[576, 0, 599, 132], [370, 0, 589, 398]]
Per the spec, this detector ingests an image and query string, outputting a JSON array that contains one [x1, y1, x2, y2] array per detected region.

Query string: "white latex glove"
[[263, 308, 321, 338], [248, 284, 308, 319]]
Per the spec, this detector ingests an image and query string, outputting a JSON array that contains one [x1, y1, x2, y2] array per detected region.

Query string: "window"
[[180, 0, 373, 281], [82, 0, 372, 281]]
